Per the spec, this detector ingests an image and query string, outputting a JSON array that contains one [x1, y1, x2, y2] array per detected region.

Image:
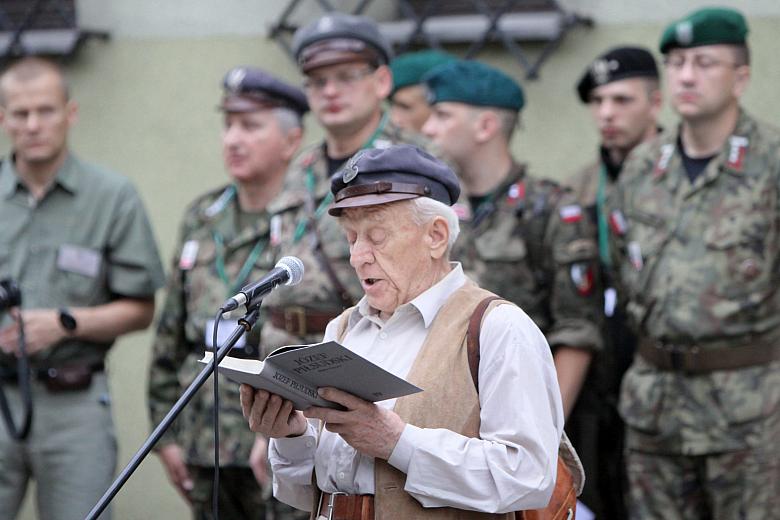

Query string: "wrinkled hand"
[[303, 387, 405, 460], [240, 384, 308, 438], [156, 443, 193, 503], [249, 435, 271, 488], [0, 309, 64, 356]]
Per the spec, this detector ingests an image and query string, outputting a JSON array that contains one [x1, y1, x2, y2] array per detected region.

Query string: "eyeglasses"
[[663, 53, 739, 73], [302, 67, 375, 92]]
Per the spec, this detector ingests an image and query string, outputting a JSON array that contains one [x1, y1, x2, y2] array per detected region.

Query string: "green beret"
[[660, 7, 748, 54], [389, 50, 457, 96], [423, 60, 524, 111]]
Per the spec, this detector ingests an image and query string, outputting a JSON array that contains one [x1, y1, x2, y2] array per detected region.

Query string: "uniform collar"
[[0, 153, 78, 199]]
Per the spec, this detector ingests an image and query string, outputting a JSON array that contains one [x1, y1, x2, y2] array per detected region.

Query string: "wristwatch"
[[58, 308, 78, 333]]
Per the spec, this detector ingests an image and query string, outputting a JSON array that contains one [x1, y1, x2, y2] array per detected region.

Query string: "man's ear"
[[374, 65, 393, 100], [428, 216, 450, 260], [733, 65, 751, 99], [473, 109, 500, 144]]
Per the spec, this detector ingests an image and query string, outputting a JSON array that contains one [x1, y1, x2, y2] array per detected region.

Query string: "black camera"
[[0, 278, 21, 311]]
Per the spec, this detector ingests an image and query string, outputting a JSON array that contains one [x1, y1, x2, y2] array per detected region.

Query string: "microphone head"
[[276, 256, 305, 286]]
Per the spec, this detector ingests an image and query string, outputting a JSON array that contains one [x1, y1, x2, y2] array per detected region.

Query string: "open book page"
[[200, 341, 422, 410]]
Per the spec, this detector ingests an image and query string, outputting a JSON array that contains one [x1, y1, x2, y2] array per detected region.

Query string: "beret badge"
[[675, 21, 694, 45], [590, 58, 619, 86]]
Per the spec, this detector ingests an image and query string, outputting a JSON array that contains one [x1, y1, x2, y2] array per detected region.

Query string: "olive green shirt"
[[0, 154, 165, 368]]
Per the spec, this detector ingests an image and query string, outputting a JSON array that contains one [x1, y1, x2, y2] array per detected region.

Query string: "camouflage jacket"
[[608, 110, 780, 454], [148, 185, 281, 466], [261, 115, 433, 348], [454, 162, 602, 352]]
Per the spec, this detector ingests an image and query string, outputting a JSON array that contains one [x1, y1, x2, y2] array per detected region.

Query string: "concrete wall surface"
[[3, 2, 778, 519]]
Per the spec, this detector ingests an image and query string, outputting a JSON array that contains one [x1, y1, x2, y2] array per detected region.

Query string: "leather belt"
[[0, 361, 105, 392], [316, 492, 374, 520], [638, 338, 779, 373], [268, 306, 340, 337]]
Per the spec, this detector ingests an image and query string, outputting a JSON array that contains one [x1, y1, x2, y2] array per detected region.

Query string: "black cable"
[[0, 311, 33, 440], [212, 309, 223, 520]]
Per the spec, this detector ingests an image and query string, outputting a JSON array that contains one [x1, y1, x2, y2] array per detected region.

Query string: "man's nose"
[[349, 239, 374, 268]]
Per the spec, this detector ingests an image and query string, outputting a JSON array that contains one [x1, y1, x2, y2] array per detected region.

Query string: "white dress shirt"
[[269, 263, 564, 513]]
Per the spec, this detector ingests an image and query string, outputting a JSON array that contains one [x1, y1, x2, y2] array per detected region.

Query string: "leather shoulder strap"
[[466, 295, 503, 389]]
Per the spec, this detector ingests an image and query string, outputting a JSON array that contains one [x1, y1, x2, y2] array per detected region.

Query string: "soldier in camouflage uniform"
[[422, 60, 602, 420], [261, 13, 433, 350], [608, 8, 780, 519], [148, 67, 309, 519], [566, 46, 662, 520]]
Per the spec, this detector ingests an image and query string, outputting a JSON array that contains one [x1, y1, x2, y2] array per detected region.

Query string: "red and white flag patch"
[[559, 204, 583, 223]]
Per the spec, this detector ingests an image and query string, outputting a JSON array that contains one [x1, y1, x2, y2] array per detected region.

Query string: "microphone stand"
[[85, 305, 261, 520]]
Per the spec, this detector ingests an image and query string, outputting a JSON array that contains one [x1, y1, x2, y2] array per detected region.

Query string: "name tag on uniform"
[[204, 319, 246, 349], [57, 244, 102, 278]]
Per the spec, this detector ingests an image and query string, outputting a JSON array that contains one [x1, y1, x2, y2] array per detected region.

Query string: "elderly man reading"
[[240, 144, 567, 519]]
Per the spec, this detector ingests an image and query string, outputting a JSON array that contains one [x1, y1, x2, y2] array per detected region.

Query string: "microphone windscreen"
[[276, 256, 305, 286]]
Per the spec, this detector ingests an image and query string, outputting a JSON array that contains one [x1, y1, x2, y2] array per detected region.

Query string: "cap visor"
[[328, 193, 420, 216]]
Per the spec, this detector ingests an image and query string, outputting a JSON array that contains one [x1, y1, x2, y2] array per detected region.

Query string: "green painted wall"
[[8, 15, 779, 520]]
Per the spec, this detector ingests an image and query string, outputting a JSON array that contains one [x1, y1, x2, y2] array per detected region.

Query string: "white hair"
[[408, 197, 460, 253], [271, 107, 303, 132]]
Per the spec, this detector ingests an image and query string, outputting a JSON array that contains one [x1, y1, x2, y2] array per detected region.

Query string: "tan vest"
[[334, 281, 516, 519]]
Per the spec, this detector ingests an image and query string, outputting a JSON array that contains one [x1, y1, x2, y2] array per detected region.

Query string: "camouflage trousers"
[[189, 466, 309, 520], [625, 442, 780, 520]]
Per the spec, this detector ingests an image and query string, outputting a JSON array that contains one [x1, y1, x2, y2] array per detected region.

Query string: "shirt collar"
[[354, 262, 467, 328], [0, 153, 77, 199]]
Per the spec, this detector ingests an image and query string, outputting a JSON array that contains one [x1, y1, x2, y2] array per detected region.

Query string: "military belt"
[[316, 491, 374, 520], [638, 338, 779, 373], [0, 361, 105, 392], [269, 306, 340, 337]]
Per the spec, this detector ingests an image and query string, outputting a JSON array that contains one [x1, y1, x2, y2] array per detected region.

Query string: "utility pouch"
[[41, 364, 94, 392]]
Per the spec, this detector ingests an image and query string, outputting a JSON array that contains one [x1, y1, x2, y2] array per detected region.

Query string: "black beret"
[[220, 66, 309, 115], [329, 144, 460, 216], [576, 46, 659, 103], [292, 13, 392, 73]]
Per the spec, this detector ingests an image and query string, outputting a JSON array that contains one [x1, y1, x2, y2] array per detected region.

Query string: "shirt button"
[[305, 439, 314, 448], [379, 332, 388, 340], [338, 472, 345, 480]]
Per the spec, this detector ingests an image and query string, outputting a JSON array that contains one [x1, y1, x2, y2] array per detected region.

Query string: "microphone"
[[0, 279, 22, 311], [221, 256, 304, 312]]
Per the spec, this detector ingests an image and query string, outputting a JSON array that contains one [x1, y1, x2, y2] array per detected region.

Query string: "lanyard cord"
[[213, 232, 267, 296], [596, 163, 611, 267]]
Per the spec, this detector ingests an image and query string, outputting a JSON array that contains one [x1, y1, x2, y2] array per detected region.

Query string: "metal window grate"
[[0, 0, 109, 61], [268, 0, 593, 79]]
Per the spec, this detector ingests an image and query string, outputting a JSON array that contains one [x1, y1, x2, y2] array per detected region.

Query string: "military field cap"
[[423, 60, 524, 111], [292, 13, 393, 73], [576, 46, 659, 103], [659, 7, 749, 54], [329, 144, 460, 216], [220, 66, 309, 115], [389, 50, 457, 96]]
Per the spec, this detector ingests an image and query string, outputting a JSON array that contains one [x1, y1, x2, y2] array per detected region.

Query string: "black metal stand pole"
[[84, 307, 260, 520]]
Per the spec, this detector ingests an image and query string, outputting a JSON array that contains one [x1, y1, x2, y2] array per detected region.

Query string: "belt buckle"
[[664, 343, 699, 372], [325, 491, 347, 520], [284, 306, 307, 336]]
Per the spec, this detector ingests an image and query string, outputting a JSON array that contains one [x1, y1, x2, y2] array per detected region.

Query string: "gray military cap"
[[220, 66, 309, 115], [329, 144, 460, 216], [292, 13, 393, 73]]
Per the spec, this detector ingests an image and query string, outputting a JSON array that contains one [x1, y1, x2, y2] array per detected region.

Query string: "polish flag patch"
[[559, 204, 583, 223], [609, 210, 628, 236]]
